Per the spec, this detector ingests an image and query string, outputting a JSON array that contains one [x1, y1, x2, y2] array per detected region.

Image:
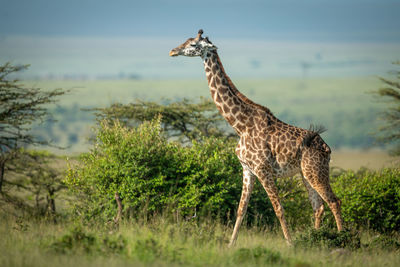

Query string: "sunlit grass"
[[1, 214, 399, 267]]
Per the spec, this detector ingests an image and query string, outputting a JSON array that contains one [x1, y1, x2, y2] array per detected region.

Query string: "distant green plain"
[[26, 77, 386, 153]]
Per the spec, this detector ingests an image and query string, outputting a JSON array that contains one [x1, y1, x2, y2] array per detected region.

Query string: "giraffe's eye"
[[190, 43, 197, 47]]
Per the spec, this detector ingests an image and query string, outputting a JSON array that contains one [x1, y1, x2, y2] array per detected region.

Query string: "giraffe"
[[169, 29, 343, 246]]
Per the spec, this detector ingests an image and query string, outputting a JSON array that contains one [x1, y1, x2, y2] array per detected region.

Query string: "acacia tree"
[[376, 61, 400, 155], [91, 97, 235, 143], [0, 62, 66, 196], [3, 150, 65, 219]]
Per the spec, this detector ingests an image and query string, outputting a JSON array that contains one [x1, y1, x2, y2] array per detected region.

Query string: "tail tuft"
[[302, 124, 327, 148], [309, 124, 327, 135]]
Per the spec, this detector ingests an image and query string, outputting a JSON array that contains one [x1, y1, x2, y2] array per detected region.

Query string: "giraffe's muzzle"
[[169, 49, 179, 57]]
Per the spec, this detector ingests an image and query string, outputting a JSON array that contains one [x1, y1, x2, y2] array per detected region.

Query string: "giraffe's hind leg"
[[301, 174, 324, 229], [301, 150, 343, 232]]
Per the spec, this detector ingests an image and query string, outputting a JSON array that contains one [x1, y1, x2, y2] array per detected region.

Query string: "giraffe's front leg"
[[228, 164, 255, 247]]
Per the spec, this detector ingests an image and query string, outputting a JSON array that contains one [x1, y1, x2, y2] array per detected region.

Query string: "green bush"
[[51, 226, 97, 254], [134, 237, 162, 262], [50, 226, 127, 255], [233, 246, 286, 265], [65, 118, 277, 223], [332, 168, 400, 232], [367, 234, 400, 251], [294, 226, 361, 249]]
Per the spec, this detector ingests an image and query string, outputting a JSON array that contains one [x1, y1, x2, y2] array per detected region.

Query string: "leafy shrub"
[[101, 234, 127, 254], [367, 234, 400, 251], [50, 226, 126, 254], [66, 118, 176, 221], [51, 226, 97, 254], [332, 168, 400, 232], [233, 246, 286, 265], [65, 118, 266, 223], [294, 226, 361, 249], [134, 237, 162, 262]]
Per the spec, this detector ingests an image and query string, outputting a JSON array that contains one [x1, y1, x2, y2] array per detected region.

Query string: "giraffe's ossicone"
[[170, 29, 343, 246]]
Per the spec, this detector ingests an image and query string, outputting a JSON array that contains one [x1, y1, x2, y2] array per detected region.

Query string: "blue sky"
[[2, 0, 400, 42], [1, 0, 400, 78]]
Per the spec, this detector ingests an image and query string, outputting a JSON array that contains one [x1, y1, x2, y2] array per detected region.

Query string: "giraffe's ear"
[[208, 42, 218, 50], [202, 37, 217, 50]]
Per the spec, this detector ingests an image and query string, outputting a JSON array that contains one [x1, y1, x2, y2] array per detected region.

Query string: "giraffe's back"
[[235, 118, 330, 178]]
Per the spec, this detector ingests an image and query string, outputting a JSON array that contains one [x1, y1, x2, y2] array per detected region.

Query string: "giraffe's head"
[[169, 29, 217, 58]]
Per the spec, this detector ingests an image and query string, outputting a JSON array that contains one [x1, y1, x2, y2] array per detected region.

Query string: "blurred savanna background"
[[1, 1, 400, 267]]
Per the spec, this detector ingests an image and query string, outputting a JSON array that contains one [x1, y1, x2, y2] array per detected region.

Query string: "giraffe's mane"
[[214, 53, 274, 116]]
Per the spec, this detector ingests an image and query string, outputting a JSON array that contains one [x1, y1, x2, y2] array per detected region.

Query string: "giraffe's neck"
[[202, 50, 272, 135]]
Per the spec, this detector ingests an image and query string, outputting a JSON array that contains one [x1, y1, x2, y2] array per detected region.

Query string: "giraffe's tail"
[[301, 124, 331, 153]]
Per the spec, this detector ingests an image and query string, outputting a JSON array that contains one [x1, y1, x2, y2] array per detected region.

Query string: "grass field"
[[331, 149, 400, 170], [1, 214, 399, 267]]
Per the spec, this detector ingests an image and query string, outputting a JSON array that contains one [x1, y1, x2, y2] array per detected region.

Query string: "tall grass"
[[1, 213, 399, 267]]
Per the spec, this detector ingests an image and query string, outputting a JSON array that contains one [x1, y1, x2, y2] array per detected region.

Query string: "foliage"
[[91, 97, 234, 143], [0, 62, 66, 217], [233, 246, 287, 265], [367, 234, 400, 251], [294, 226, 361, 249], [51, 226, 97, 254], [375, 61, 400, 154], [0, 149, 66, 219], [0, 62, 65, 151], [65, 117, 243, 222], [50, 226, 126, 255], [332, 168, 400, 232]]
